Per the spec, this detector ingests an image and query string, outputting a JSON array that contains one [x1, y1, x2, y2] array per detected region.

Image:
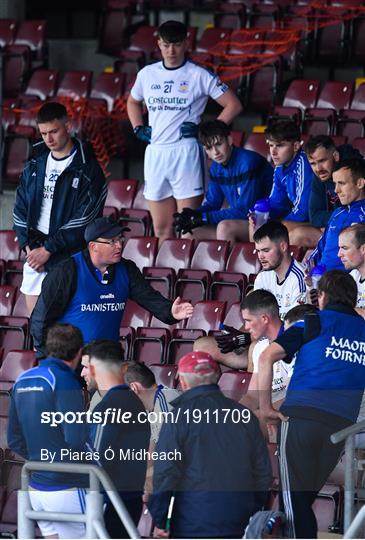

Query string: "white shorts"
[[29, 487, 87, 538], [144, 139, 206, 201], [20, 262, 47, 295]]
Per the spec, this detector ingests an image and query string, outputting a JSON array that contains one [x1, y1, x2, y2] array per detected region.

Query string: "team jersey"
[[351, 269, 365, 308], [254, 259, 306, 317], [252, 338, 295, 403], [198, 146, 273, 224], [131, 59, 228, 144], [313, 200, 365, 270], [269, 150, 313, 222]]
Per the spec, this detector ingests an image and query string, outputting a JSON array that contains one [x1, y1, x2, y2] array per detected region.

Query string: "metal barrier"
[[18, 461, 141, 539], [331, 418, 365, 538]]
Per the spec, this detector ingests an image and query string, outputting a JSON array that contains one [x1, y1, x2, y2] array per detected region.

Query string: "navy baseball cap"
[[84, 217, 130, 243]]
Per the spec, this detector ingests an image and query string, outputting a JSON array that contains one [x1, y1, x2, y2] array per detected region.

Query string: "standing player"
[[127, 20, 242, 244], [338, 223, 365, 317]]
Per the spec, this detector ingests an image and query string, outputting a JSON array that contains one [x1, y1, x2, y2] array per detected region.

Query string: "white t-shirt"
[[131, 59, 228, 144], [350, 269, 365, 308], [37, 150, 76, 234], [150, 385, 180, 443], [252, 337, 295, 403], [254, 259, 306, 318]]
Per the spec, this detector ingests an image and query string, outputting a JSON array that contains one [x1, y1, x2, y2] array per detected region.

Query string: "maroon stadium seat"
[[2, 261, 23, 289], [11, 294, 28, 318], [90, 72, 125, 113], [186, 300, 226, 332], [352, 137, 365, 156], [120, 300, 151, 328], [57, 70, 92, 100], [195, 27, 232, 53], [214, 5, 246, 29], [218, 370, 252, 401], [0, 19, 16, 48], [191, 240, 229, 273], [0, 287, 17, 317], [98, 8, 131, 56], [23, 69, 59, 100], [149, 364, 178, 388], [119, 208, 152, 238], [223, 301, 245, 328], [122, 237, 158, 268], [132, 327, 170, 365], [3, 45, 30, 98], [166, 328, 206, 364], [0, 231, 21, 261], [14, 20, 47, 64], [210, 272, 247, 310], [105, 179, 138, 210], [155, 239, 194, 273], [226, 242, 261, 276], [244, 133, 270, 161], [0, 350, 36, 382], [3, 135, 31, 185], [132, 182, 149, 210], [122, 26, 159, 65], [280, 79, 320, 112]]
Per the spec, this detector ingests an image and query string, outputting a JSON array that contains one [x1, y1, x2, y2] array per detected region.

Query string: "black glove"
[[180, 121, 199, 139], [173, 208, 205, 234], [215, 325, 251, 354], [134, 125, 152, 143]]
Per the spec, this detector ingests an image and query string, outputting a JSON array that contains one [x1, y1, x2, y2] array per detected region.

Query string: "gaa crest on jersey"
[[178, 81, 189, 93]]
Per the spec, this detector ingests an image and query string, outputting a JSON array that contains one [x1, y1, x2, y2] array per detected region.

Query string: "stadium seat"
[[3, 45, 30, 98], [119, 326, 135, 361], [149, 364, 178, 388], [0, 231, 21, 261], [228, 29, 264, 57], [102, 206, 119, 221], [122, 26, 159, 65], [98, 8, 131, 56], [122, 237, 158, 268], [143, 267, 175, 299], [0, 350, 36, 382], [248, 3, 279, 30], [166, 328, 206, 364], [2, 261, 23, 289], [57, 70, 92, 100], [352, 15, 365, 64], [155, 239, 194, 273], [186, 300, 226, 332], [120, 300, 151, 328], [217, 65, 247, 97], [217, 370, 252, 401], [132, 328, 170, 365], [279, 79, 320, 113], [119, 208, 152, 238], [90, 72, 125, 113], [14, 20, 47, 66], [11, 294, 28, 318], [3, 135, 31, 185], [105, 179, 138, 210], [315, 17, 348, 65], [222, 301, 245, 328], [210, 272, 247, 310], [246, 63, 281, 114], [352, 137, 365, 156], [0, 317, 30, 358], [244, 133, 270, 161], [0, 460, 23, 535], [23, 69, 60, 101], [174, 269, 211, 305], [0, 19, 16, 48], [195, 27, 232, 54], [132, 182, 149, 210], [230, 130, 245, 147], [214, 5, 246, 29], [226, 242, 261, 276], [191, 240, 230, 273], [0, 287, 17, 317]]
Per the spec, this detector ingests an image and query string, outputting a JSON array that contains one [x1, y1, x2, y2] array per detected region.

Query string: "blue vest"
[[58, 252, 129, 343], [283, 309, 365, 422]]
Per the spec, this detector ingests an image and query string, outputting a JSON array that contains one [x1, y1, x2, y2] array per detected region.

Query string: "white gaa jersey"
[[131, 59, 228, 144], [254, 259, 306, 317], [252, 337, 295, 403], [350, 269, 365, 308]]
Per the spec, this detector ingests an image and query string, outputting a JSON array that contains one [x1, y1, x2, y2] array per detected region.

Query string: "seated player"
[[173, 120, 273, 243], [338, 223, 365, 317]]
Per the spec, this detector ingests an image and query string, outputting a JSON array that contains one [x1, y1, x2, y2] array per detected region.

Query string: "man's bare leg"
[[25, 293, 39, 317], [147, 197, 177, 246], [286, 224, 323, 248], [194, 335, 248, 370], [216, 219, 250, 244]]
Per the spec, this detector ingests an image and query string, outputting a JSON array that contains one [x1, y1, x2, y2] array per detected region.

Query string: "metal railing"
[[18, 461, 141, 539], [331, 418, 365, 538]]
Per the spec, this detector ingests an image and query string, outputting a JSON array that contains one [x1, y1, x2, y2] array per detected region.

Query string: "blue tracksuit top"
[[7, 357, 89, 489], [198, 146, 273, 224], [58, 251, 129, 343], [313, 199, 365, 270], [269, 150, 313, 222], [281, 308, 365, 423]]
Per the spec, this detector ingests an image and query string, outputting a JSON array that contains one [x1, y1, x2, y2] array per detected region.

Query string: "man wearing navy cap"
[[31, 216, 193, 357], [148, 351, 271, 539]]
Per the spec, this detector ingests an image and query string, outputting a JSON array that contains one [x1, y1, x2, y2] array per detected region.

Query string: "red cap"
[[178, 351, 219, 374]]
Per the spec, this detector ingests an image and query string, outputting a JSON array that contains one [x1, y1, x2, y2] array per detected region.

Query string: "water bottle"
[[310, 264, 326, 289], [253, 198, 270, 229]]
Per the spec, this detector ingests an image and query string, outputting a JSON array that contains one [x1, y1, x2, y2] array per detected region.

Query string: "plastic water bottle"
[[253, 198, 270, 229], [310, 264, 326, 289]]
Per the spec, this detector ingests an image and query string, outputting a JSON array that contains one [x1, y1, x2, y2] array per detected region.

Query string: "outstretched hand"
[[171, 297, 194, 320]]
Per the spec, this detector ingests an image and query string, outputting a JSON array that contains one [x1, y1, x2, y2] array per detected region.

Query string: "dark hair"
[[253, 220, 289, 244], [86, 340, 124, 365], [265, 120, 301, 143], [284, 304, 318, 324], [332, 157, 365, 183], [37, 102, 68, 124], [158, 20, 187, 42], [305, 135, 335, 155], [318, 270, 357, 308], [340, 223, 365, 248], [199, 120, 231, 147], [45, 324, 83, 362], [124, 362, 156, 388], [240, 289, 280, 319]]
